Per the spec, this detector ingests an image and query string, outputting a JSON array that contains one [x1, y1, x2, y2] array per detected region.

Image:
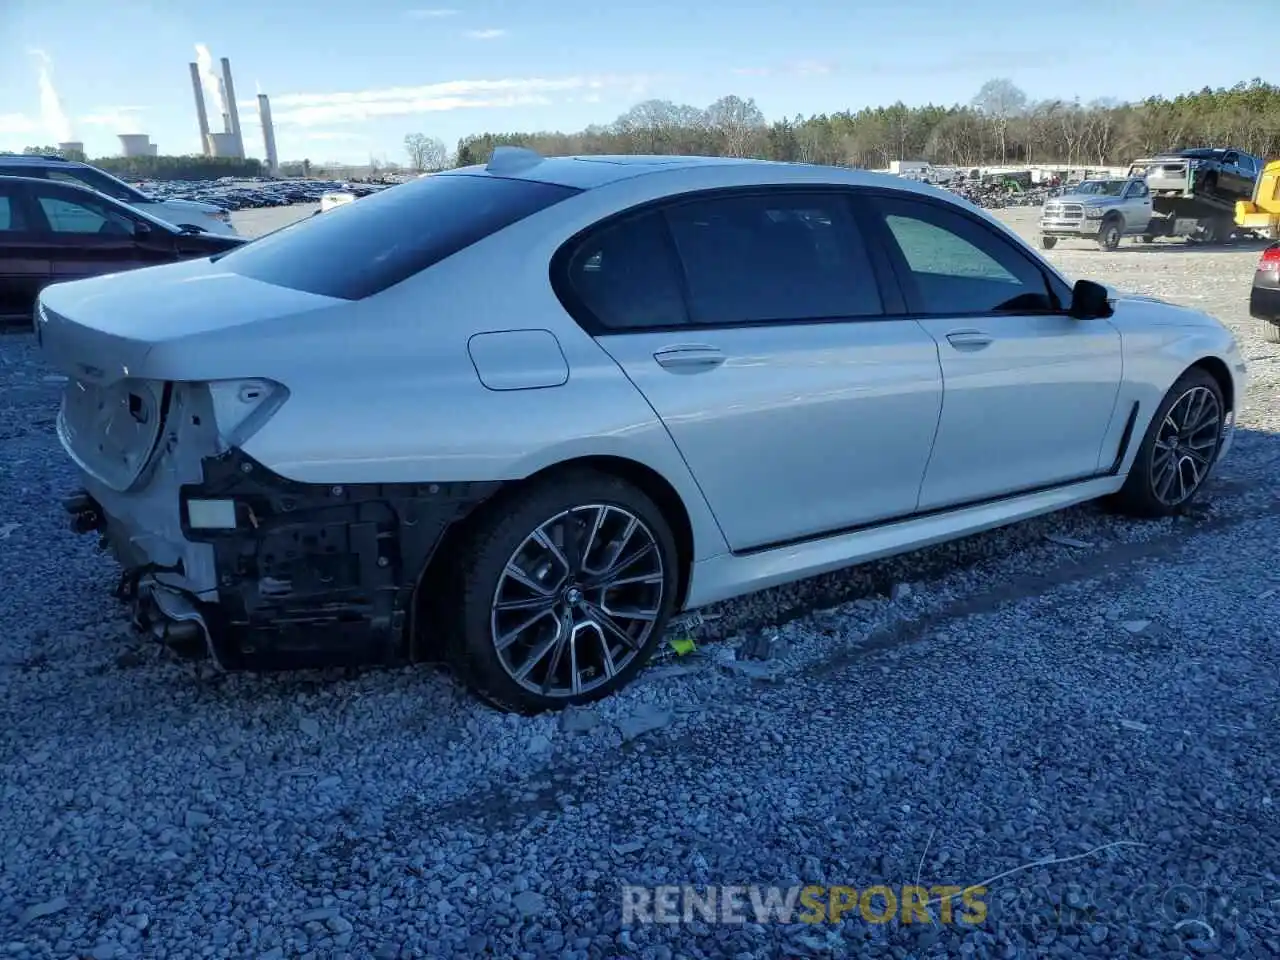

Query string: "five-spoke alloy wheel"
[[449, 469, 679, 713], [1112, 367, 1225, 518]]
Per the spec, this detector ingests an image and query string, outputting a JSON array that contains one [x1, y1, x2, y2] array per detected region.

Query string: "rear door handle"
[[945, 330, 993, 350], [653, 345, 726, 371]]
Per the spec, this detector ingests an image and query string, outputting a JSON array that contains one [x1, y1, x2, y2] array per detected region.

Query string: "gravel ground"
[[1, 205, 1278, 959]]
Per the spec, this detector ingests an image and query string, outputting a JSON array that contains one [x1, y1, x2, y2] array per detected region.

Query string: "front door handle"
[[653, 345, 726, 371], [945, 330, 993, 351]]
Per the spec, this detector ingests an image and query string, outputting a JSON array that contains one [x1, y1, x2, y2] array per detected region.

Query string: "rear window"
[[214, 173, 582, 299]]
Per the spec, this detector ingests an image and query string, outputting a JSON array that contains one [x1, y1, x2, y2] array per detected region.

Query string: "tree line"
[[454, 78, 1280, 170], [14, 145, 264, 180]]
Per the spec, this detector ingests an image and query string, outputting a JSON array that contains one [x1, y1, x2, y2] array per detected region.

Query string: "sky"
[[0, 0, 1275, 166]]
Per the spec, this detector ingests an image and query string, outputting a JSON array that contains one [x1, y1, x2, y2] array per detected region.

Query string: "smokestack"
[[190, 62, 211, 156], [257, 94, 279, 177], [220, 57, 244, 158]]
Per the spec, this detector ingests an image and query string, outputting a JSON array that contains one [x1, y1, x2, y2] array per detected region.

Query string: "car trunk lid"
[[37, 256, 345, 491]]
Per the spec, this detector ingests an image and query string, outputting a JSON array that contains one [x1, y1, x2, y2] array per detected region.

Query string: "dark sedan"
[[1251, 242, 1280, 344], [0, 175, 246, 329]]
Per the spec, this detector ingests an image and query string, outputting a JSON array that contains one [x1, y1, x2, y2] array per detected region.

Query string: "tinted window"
[[563, 211, 687, 329], [37, 194, 134, 235], [216, 173, 580, 300], [0, 192, 22, 231], [46, 167, 147, 203], [872, 196, 1050, 315], [665, 193, 882, 324]]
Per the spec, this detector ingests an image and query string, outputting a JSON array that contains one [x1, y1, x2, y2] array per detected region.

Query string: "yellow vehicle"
[[1235, 158, 1280, 236]]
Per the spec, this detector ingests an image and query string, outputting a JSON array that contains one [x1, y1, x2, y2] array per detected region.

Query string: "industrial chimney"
[[257, 94, 279, 177], [189, 62, 212, 156], [220, 57, 245, 158]]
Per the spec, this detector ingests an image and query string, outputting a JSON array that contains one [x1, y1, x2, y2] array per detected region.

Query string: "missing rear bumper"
[[67, 448, 502, 670]]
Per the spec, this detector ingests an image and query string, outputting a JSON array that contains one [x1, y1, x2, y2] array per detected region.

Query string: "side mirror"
[[1068, 279, 1113, 320], [133, 220, 152, 238]]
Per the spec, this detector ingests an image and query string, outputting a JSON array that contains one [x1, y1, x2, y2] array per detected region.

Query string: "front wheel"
[[1040, 236, 1058, 250], [1097, 220, 1123, 251], [448, 469, 680, 713], [1110, 368, 1224, 518]]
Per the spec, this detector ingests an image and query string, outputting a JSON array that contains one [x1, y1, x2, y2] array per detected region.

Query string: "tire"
[[1199, 174, 1218, 200], [1040, 236, 1058, 250], [446, 468, 681, 713], [1141, 235, 1154, 244], [1097, 219, 1123, 251], [1109, 367, 1225, 518], [1261, 319, 1280, 344]]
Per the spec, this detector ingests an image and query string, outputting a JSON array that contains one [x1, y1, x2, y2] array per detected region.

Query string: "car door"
[[559, 189, 945, 554], [1122, 180, 1152, 233], [0, 181, 53, 324], [862, 191, 1123, 511], [29, 186, 162, 282]]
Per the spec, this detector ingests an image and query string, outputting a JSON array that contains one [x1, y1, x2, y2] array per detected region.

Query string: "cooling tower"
[[206, 132, 240, 158], [118, 134, 155, 158], [257, 94, 279, 177], [190, 62, 212, 156], [220, 57, 245, 157]]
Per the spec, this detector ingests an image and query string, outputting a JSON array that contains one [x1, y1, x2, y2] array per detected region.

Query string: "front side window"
[[872, 195, 1052, 315], [36, 194, 135, 235], [663, 192, 882, 324], [216, 173, 581, 300], [561, 210, 687, 330]]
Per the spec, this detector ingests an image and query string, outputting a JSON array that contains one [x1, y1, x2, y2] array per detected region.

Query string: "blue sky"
[[0, 0, 1274, 166]]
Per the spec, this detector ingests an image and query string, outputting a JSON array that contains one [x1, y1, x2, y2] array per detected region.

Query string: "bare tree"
[[706, 95, 766, 157], [972, 78, 1028, 165], [404, 133, 448, 172]]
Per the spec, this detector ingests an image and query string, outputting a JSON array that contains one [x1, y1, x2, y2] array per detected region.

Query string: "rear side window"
[[665, 193, 883, 324], [0, 194, 18, 231], [46, 166, 149, 203], [562, 211, 688, 329], [216, 173, 581, 300]]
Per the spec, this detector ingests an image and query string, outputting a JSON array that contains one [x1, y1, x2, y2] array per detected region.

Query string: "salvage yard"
[[1, 202, 1279, 959]]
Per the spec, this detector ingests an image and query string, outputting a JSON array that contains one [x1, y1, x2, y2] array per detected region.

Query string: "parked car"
[[1131, 148, 1263, 205], [41, 150, 1246, 712], [0, 175, 245, 327], [1250, 242, 1280, 343], [1039, 178, 1153, 250], [0, 154, 237, 236]]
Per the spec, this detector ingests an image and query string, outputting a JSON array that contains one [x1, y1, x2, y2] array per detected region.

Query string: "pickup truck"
[[1039, 178, 1153, 250]]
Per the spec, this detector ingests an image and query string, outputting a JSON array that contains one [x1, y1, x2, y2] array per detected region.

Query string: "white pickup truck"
[[1039, 178, 1155, 251]]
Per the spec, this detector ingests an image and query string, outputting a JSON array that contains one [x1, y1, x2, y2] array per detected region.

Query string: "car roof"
[[440, 152, 958, 199], [0, 154, 79, 167]]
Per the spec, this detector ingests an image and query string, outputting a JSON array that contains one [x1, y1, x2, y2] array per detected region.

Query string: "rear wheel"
[[1261, 319, 1280, 344], [1040, 236, 1058, 250], [448, 469, 680, 713], [1110, 367, 1224, 518], [1141, 235, 1155, 244], [1097, 218, 1123, 251]]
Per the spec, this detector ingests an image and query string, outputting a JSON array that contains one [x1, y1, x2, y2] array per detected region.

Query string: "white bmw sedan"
[[37, 149, 1246, 712]]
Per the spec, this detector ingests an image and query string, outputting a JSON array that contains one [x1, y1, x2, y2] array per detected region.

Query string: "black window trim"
[[550, 184, 901, 337], [550, 183, 1074, 338], [855, 187, 1073, 319]]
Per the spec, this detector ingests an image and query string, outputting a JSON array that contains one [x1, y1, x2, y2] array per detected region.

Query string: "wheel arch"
[[1188, 354, 1234, 414], [407, 453, 699, 659]]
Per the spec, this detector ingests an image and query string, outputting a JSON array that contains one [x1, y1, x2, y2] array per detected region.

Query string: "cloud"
[[79, 106, 148, 134], [0, 113, 37, 136], [406, 7, 458, 17], [733, 60, 835, 79], [241, 74, 656, 126], [463, 28, 507, 39]]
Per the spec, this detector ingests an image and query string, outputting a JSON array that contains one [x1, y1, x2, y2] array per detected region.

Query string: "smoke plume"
[[194, 44, 228, 121], [30, 50, 73, 143]]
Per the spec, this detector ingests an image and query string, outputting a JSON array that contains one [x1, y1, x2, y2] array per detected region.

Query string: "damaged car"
[[41, 148, 1247, 712]]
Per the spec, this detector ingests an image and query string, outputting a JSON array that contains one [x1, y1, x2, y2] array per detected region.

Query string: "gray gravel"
[[1, 204, 1278, 959]]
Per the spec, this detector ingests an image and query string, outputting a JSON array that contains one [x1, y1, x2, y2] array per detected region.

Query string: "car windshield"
[[212, 172, 581, 300], [1073, 180, 1126, 196]]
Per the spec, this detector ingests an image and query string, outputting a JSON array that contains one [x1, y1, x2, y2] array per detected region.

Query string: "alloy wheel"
[[490, 504, 666, 698], [1150, 385, 1221, 506]]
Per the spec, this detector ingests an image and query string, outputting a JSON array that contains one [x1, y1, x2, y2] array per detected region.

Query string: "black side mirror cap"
[[1068, 278, 1114, 319]]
